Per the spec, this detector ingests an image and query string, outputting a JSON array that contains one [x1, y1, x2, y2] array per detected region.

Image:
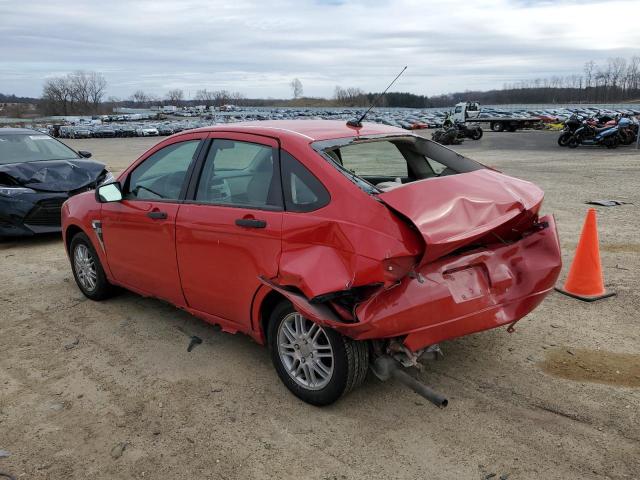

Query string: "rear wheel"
[[558, 132, 571, 146], [490, 122, 504, 132], [470, 127, 483, 140], [268, 302, 368, 406], [605, 136, 618, 149], [70, 232, 114, 300]]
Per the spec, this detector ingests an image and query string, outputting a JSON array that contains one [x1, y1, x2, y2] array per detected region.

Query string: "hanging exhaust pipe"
[[371, 356, 448, 408]]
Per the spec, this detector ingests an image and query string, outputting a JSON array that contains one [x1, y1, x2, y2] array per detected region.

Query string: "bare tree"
[[70, 71, 91, 111], [290, 78, 303, 99], [130, 90, 150, 106], [584, 61, 595, 89], [41, 70, 107, 114], [213, 90, 232, 107], [42, 77, 73, 115], [165, 89, 184, 105], [87, 72, 107, 111], [194, 89, 216, 107]]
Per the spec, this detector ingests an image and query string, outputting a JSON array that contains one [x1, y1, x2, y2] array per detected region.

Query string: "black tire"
[[470, 127, 483, 140], [490, 122, 504, 132], [605, 136, 618, 149], [558, 132, 571, 147], [69, 232, 114, 301], [267, 301, 369, 406], [568, 136, 580, 148]]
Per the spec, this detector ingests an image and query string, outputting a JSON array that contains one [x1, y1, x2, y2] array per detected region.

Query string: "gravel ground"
[[1, 130, 639, 479]]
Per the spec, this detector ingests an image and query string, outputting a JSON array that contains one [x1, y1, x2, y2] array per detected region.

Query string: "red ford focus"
[[62, 120, 561, 405]]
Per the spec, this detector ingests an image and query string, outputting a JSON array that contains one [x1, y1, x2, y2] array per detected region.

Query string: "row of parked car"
[[54, 121, 209, 139], [24, 105, 640, 140]]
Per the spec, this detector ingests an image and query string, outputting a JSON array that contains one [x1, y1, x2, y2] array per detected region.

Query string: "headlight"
[[0, 186, 36, 197], [99, 171, 115, 186]]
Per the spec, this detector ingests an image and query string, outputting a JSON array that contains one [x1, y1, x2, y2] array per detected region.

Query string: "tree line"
[[11, 56, 640, 118]]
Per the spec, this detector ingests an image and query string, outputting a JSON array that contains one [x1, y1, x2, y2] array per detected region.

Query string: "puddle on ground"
[[540, 348, 640, 388]]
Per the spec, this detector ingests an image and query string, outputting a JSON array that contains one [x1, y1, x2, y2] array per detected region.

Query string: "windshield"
[[313, 135, 484, 194], [0, 133, 79, 164]]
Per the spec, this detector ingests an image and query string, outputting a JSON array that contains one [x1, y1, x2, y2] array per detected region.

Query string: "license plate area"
[[444, 265, 489, 303]]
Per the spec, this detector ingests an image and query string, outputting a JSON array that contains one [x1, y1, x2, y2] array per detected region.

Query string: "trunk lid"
[[378, 169, 543, 264]]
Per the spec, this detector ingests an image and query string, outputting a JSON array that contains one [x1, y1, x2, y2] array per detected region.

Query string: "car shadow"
[[0, 232, 63, 251]]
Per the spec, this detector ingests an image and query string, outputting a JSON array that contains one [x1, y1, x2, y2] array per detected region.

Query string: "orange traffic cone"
[[556, 208, 615, 301]]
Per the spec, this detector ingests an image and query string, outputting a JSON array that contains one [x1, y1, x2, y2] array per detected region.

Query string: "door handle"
[[235, 218, 267, 228], [147, 210, 168, 220]]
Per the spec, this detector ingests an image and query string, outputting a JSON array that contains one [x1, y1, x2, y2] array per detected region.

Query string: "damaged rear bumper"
[[265, 214, 561, 352]]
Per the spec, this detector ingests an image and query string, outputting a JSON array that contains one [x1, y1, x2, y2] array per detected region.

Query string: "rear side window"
[[281, 151, 329, 212]]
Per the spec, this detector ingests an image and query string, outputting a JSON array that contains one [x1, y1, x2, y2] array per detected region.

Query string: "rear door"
[[175, 133, 283, 330]]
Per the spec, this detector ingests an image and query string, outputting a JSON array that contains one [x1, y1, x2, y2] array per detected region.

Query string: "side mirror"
[[96, 182, 123, 203], [78, 150, 92, 158]]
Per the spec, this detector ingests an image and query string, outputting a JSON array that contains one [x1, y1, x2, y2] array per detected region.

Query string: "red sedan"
[[62, 120, 561, 405]]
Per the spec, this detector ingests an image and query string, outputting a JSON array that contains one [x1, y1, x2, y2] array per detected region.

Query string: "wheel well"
[[259, 290, 288, 343], [65, 225, 84, 253]]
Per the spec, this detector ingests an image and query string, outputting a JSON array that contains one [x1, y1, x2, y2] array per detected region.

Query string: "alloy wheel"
[[74, 244, 97, 292], [277, 312, 334, 390]]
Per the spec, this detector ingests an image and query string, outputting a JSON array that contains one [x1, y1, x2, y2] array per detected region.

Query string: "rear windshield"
[[0, 133, 79, 164], [312, 135, 484, 193]]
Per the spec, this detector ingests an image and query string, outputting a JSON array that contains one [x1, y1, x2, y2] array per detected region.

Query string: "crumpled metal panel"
[[0, 159, 105, 192], [378, 169, 544, 263], [267, 215, 561, 353], [277, 212, 422, 299], [354, 215, 562, 351]]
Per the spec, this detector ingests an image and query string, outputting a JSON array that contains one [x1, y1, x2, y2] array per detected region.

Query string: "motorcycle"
[[431, 124, 464, 145], [442, 115, 483, 141], [557, 114, 583, 146], [568, 121, 620, 149], [615, 117, 638, 145]]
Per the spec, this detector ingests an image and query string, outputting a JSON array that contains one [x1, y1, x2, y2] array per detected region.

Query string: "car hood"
[[378, 169, 544, 264], [0, 159, 105, 192]]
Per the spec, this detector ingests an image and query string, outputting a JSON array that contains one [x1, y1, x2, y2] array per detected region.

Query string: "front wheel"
[[70, 232, 114, 300], [268, 302, 369, 406]]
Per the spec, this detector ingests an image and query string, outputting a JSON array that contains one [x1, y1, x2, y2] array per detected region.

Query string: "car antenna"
[[346, 66, 407, 128]]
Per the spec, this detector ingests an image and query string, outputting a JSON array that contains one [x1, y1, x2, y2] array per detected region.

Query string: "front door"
[[176, 133, 282, 330], [102, 137, 203, 305]]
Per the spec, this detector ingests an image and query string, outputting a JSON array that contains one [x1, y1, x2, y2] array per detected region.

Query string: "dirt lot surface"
[[1, 130, 639, 479]]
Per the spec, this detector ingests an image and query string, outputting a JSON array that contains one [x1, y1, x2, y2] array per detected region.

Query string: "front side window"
[[126, 140, 200, 201], [195, 139, 281, 209]]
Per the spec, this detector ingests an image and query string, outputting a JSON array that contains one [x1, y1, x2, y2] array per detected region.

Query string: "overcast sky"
[[1, 0, 639, 99]]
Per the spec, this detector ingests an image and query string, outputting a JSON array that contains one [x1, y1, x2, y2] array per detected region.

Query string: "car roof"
[[0, 127, 41, 135], [190, 120, 407, 142]]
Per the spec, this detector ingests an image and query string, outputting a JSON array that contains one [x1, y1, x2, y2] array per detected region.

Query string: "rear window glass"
[[313, 135, 484, 194], [337, 141, 407, 177]]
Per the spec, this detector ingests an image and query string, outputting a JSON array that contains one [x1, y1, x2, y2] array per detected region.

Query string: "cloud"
[[0, 0, 638, 98]]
